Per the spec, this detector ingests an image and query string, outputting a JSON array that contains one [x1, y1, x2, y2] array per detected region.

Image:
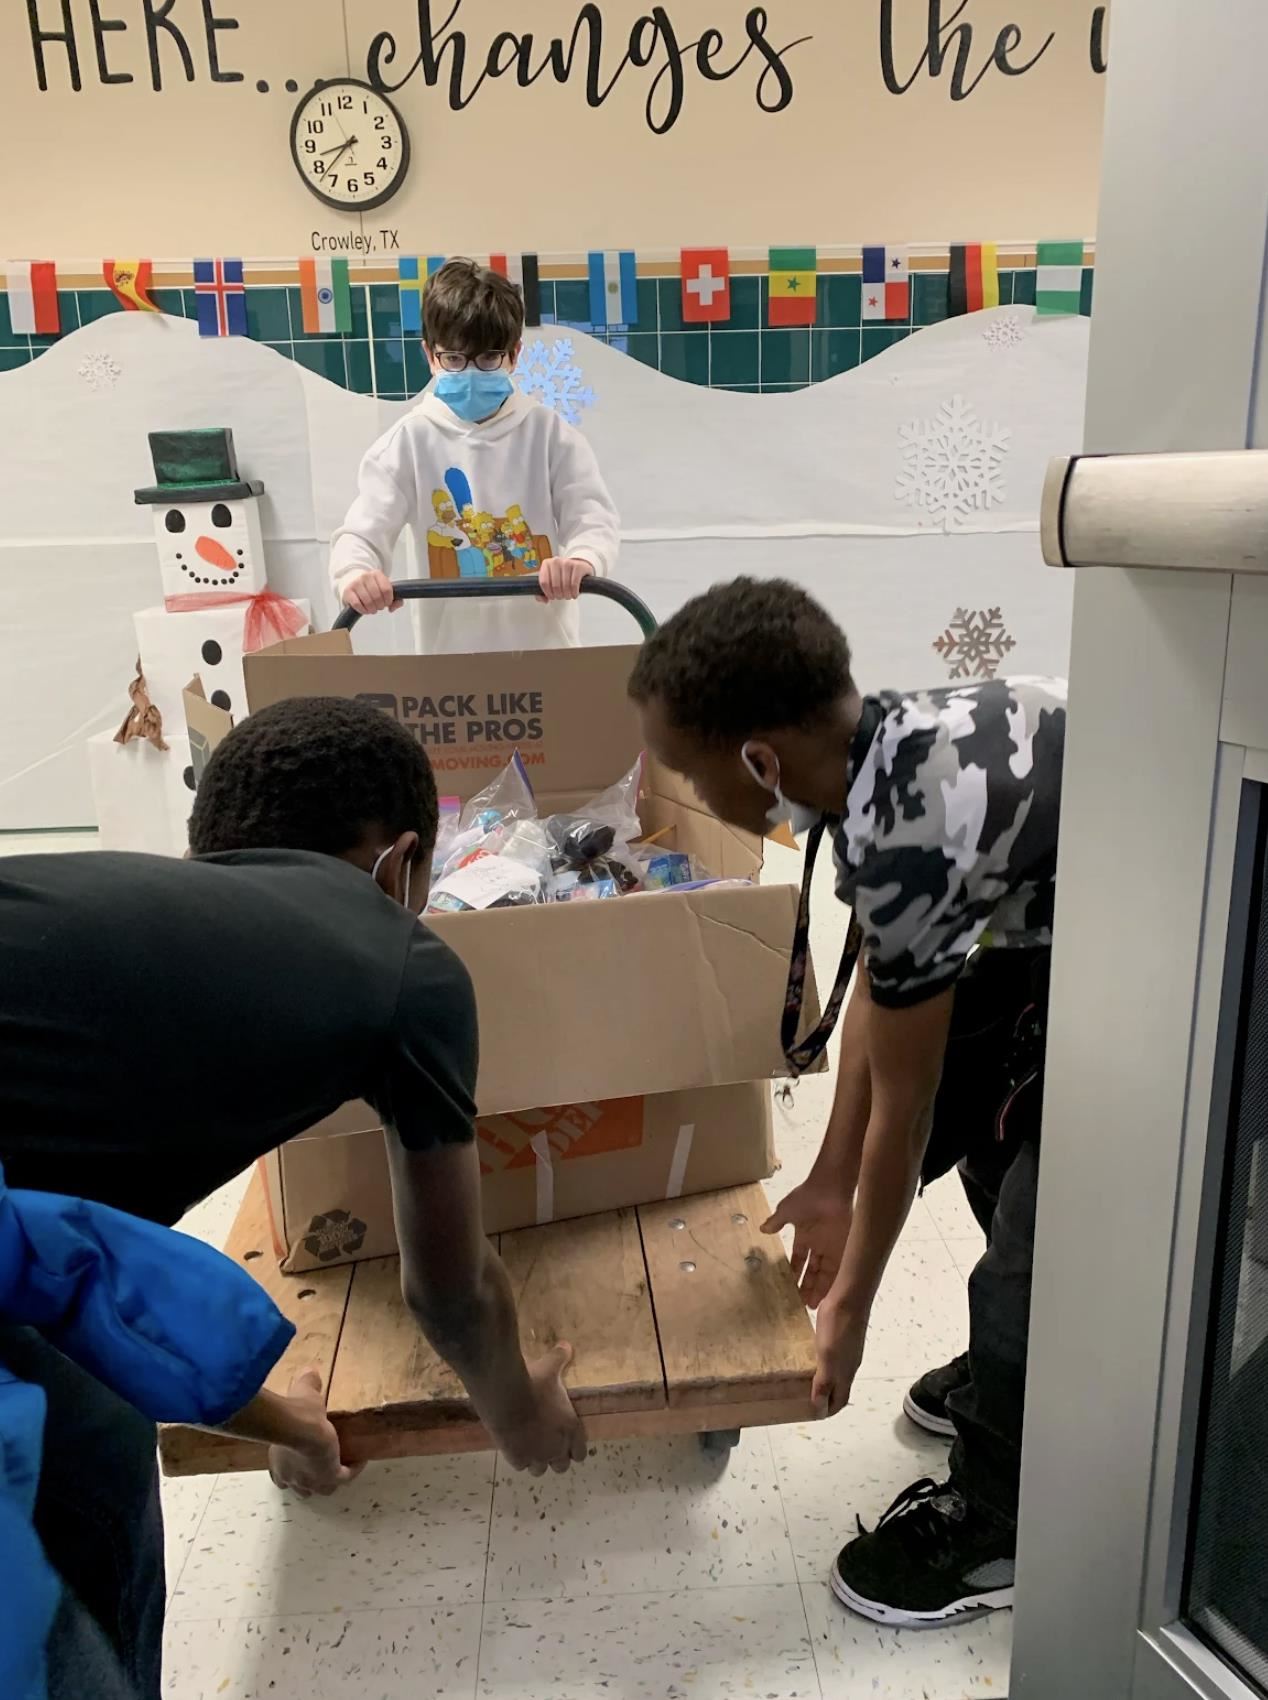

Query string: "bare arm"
[[384, 1134, 586, 1473], [812, 985, 954, 1414]]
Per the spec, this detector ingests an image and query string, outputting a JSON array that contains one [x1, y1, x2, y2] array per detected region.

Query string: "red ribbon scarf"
[[162, 588, 307, 652]]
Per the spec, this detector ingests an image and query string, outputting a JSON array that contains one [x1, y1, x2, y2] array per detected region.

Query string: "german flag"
[[948, 244, 999, 316]]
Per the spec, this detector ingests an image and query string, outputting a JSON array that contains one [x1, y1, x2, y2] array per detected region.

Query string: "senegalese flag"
[[489, 254, 541, 326], [398, 256, 424, 335], [1036, 241, 1084, 316], [948, 244, 999, 315], [299, 256, 352, 334], [768, 247, 817, 326], [104, 259, 159, 311]]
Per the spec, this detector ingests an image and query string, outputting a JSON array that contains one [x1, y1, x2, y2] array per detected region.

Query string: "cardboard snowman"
[[127, 428, 310, 731]]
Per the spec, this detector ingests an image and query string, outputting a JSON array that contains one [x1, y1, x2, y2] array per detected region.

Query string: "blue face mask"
[[434, 369, 514, 422]]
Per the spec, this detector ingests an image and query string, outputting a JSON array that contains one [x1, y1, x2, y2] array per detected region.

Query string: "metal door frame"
[[1008, 0, 1268, 1695]]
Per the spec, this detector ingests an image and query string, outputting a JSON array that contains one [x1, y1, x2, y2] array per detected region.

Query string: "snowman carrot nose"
[[195, 535, 237, 572]]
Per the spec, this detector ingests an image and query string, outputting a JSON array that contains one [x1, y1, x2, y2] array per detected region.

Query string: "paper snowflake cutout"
[[933, 607, 1017, 680], [896, 395, 1010, 530], [514, 337, 596, 426], [78, 352, 122, 391], [981, 313, 1026, 351]]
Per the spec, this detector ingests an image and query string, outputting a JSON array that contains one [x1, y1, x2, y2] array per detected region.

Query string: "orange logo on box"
[[477, 1098, 644, 1174]]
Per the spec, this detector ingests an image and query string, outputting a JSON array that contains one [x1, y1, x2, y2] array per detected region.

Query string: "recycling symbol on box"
[[301, 1208, 367, 1263]]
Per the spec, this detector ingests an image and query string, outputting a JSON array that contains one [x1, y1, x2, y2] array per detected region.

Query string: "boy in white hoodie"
[[330, 258, 620, 654]]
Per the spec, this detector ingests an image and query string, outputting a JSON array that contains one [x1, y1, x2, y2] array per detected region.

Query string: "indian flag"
[[1036, 241, 1084, 316], [299, 257, 352, 334]]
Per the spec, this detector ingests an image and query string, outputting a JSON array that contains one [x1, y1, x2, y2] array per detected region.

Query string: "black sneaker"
[[830, 1477, 1015, 1627], [902, 1352, 969, 1439]]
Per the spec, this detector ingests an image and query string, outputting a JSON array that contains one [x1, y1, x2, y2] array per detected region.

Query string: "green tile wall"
[[0, 269, 1093, 398]]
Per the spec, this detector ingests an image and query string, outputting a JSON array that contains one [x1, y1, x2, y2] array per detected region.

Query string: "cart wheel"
[[698, 1428, 742, 1462]]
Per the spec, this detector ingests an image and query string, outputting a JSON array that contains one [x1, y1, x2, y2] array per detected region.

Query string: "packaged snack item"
[[543, 756, 645, 897], [640, 850, 694, 890], [435, 752, 539, 885], [554, 877, 620, 902], [427, 854, 545, 913]]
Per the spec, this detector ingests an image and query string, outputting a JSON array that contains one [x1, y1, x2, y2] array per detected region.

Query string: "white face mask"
[[371, 844, 412, 911], [740, 744, 824, 837]]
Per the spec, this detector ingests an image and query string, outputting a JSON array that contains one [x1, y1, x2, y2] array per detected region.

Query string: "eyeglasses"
[[434, 349, 512, 373]]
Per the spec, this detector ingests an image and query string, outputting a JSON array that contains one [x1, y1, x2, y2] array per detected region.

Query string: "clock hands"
[[318, 138, 356, 156]]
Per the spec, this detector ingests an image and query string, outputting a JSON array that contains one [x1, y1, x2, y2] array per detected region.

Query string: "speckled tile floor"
[[4, 833, 1009, 1697]]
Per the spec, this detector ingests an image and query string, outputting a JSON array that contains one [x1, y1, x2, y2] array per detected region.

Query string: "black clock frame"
[[289, 77, 411, 214]]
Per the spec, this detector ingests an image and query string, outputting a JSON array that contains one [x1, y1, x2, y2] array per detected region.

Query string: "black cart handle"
[[333, 575, 657, 639]]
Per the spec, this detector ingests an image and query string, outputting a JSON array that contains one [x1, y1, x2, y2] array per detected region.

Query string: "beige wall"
[[8, 0, 1105, 256]]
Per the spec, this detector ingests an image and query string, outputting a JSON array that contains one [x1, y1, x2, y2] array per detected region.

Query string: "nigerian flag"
[[1036, 242, 1084, 316]]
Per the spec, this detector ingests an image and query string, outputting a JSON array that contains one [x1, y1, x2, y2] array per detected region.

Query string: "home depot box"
[[261, 1081, 774, 1272], [228, 632, 819, 1117]]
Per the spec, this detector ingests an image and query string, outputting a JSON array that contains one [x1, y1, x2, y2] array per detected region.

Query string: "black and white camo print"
[[833, 677, 1068, 1010]]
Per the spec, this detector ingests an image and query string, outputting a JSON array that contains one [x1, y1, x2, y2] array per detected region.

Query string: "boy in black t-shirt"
[[629, 578, 1067, 1629], [1, 696, 585, 1698]]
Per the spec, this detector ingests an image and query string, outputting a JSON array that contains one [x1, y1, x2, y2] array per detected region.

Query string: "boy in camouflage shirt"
[[630, 578, 1066, 1628]]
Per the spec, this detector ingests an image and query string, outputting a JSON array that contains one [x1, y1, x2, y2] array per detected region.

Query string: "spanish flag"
[[104, 259, 159, 312], [948, 244, 999, 315], [768, 247, 817, 326]]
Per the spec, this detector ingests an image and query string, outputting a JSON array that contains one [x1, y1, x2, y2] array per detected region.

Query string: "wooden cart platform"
[[160, 1173, 817, 1476]]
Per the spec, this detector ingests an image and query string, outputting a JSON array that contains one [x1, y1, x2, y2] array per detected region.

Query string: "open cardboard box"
[[186, 632, 820, 1257]]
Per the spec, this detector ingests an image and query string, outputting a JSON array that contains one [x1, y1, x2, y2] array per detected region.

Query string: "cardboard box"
[[230, 634, 819, 1115], [262, 1080, 775, 1272]]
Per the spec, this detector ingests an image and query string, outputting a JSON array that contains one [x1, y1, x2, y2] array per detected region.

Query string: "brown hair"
[[422, 258, 524, 354]]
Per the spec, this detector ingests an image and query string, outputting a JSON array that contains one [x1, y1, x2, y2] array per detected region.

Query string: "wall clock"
[[290, 78, 411, 212]]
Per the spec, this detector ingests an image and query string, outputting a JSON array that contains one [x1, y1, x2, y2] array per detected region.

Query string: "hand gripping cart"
[[159, 578, 816, 1476]]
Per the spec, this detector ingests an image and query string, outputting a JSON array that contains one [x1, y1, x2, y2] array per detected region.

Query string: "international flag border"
[[680, 247, 732, 324], [4, 260, 59, 335], [948, 243, 1000, 316], [586, 250, 638, 329], [103, 258, 158, 312], [398, 255, 423, 336], [490, 253, 542, 326], [861, 245, 910, 321], [1036, 241, 1085, 316], [298, 256, 352, 335], [767, 245, 818, 327], [193, 257, 247, 338]]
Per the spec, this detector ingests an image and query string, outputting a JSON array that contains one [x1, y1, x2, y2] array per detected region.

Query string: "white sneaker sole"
[[830, 1562, 1014, 1627], [902, 1390, 958, 1439]]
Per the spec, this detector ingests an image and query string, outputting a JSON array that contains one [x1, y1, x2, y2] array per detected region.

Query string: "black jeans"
[[920, 948, 1049, 1533], [0, 1326, 163, 1700]]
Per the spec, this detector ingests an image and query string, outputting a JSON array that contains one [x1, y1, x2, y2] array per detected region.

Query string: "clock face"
[[290, 79, 410, 212]]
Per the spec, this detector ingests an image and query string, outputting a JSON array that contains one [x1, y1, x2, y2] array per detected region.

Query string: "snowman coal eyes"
[[211, 504, 232, 528], [165, 510, 186, 533]]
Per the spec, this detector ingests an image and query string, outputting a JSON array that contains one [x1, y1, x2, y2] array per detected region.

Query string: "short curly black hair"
[[188, 696, 438, 860], [628, 578, 853, 744]]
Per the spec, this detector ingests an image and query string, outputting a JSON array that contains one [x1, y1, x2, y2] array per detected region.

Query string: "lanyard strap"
[[780, 818, 863, 1076]]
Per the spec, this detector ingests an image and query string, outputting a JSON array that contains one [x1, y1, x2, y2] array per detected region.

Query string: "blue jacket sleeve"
[[0, 1178, 294, 1426]]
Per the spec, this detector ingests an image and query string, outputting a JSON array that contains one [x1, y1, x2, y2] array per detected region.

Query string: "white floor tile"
[[802, 1579, 1012, 1699], [175, 1167, 253, 1250], [855, 1237, 969, 1383], [161, 1473, 216, 1598], [170, 1453, 495, 1621], [477, 1585, 820, 1700], [944, 1237, 986, 1281], [771, 1382, 954, 1582], [164, 1603, 482, 1699], [922, 1173, 983, 1241], [486, 1431, 797, 1601]]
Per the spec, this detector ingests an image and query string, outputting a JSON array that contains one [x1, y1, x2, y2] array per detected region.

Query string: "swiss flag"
[[681, 248, 731, 323]]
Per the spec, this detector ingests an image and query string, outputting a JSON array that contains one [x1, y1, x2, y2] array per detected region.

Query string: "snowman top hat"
[[134, 428, 264, 506]]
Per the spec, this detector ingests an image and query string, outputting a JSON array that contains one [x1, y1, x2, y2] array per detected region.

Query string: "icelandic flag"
[[861, 247, 910, 321], [587, 251, 638, 328], [193, 258, 247, 337]]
